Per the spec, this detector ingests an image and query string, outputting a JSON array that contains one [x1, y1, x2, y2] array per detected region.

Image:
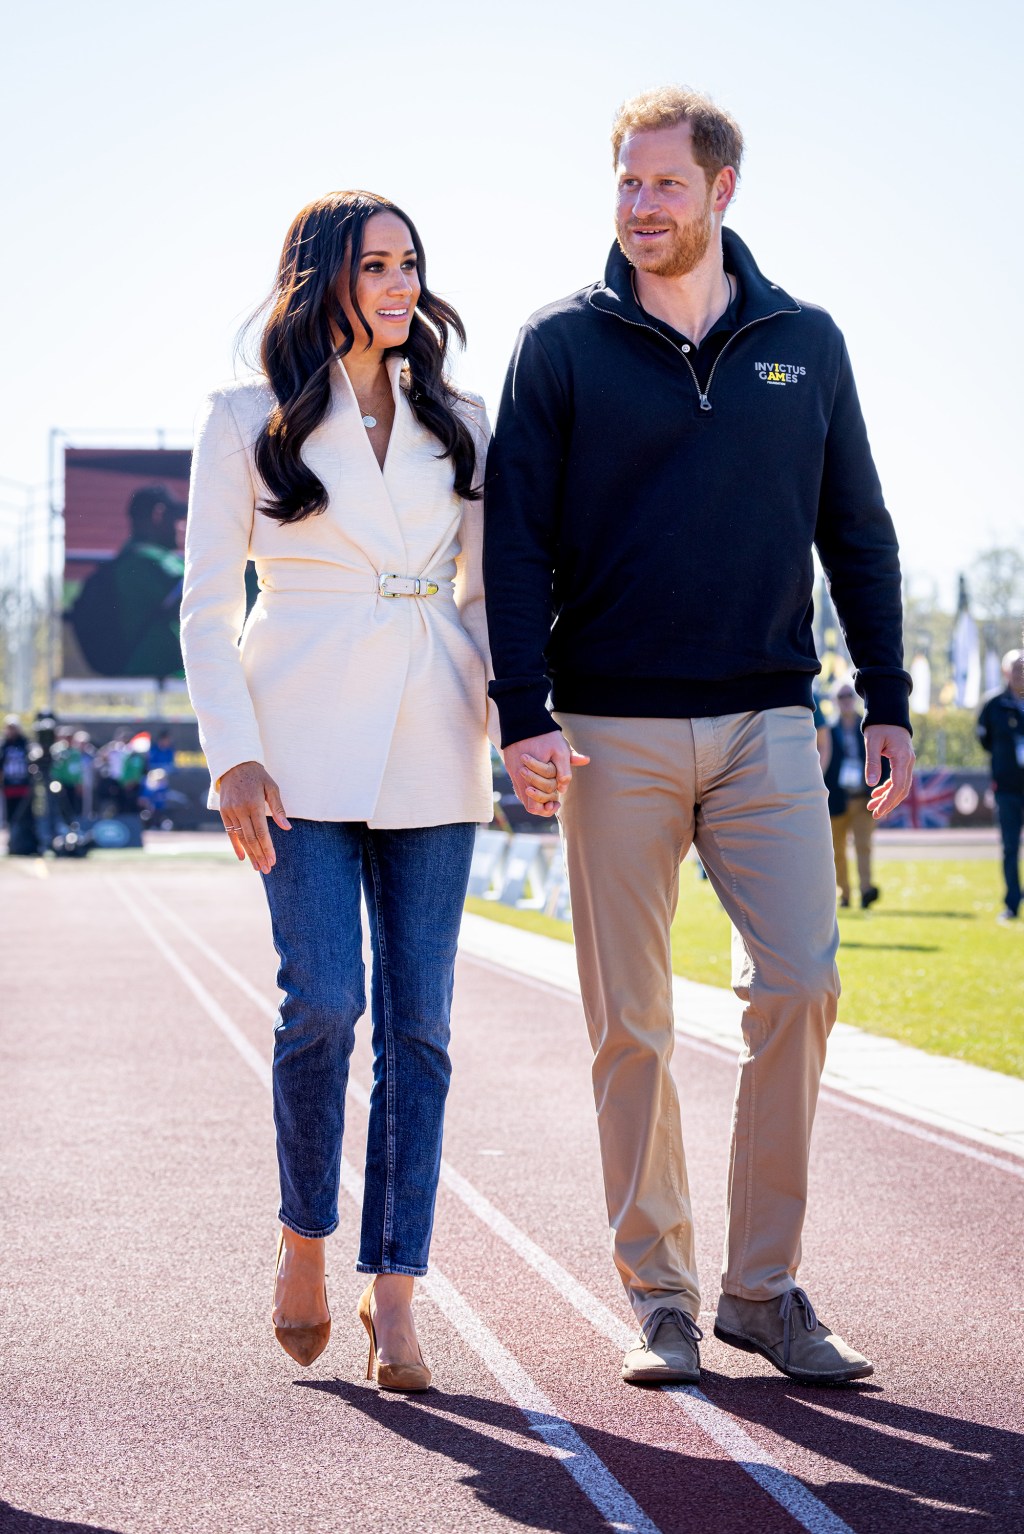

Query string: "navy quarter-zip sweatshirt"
[[484, 228, 912, 748]]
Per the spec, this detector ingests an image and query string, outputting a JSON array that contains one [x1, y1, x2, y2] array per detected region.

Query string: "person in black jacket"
[[824, 683, 882, 909], [1, 716, 35, 855], [977, 650, 1024, 921], [485, 86, 915, 1388]]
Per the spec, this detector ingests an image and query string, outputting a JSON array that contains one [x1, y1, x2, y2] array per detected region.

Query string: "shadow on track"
[[298, 1378, 607, 1532], [0, 1505, 123, 1533], [298, 1378, 786, 1534], [702, 1371, 1024, 1533]]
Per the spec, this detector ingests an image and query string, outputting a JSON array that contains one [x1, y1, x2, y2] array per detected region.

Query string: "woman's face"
[[336, 211, 421, 353]]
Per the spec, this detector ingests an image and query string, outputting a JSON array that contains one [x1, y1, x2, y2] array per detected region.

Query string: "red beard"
[[617, 183, 715, 277]]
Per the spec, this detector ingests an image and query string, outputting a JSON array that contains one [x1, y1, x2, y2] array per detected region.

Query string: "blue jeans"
[[260, 819, 476, 1274], [995, 791, 1022, 915]]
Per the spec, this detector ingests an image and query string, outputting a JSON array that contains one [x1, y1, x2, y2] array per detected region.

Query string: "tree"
[[969, 545, 1024, 660]]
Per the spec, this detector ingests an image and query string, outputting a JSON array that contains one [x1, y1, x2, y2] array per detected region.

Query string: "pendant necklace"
[[359, 376, 389, 431]]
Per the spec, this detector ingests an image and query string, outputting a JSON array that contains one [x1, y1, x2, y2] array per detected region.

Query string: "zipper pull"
[[699, 394, 712, 413]]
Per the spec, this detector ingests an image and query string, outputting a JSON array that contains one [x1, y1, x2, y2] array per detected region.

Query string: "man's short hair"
[[128, 485, 187, 528], [611, 86, 744, 185], [1002, 648, 1023, 672]]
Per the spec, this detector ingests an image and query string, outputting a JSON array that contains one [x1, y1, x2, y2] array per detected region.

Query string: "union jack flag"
[[884, 769, 957, 830]]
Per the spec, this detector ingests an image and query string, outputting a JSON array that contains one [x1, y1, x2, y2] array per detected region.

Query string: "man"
[[978, 650, 1024, 923], [69, 485, 187, 678], [825, 682, 882, 909], [485, 86, 914, 1386]]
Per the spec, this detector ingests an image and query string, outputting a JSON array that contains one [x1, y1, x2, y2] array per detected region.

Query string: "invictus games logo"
[[755, 361, 806, 386]]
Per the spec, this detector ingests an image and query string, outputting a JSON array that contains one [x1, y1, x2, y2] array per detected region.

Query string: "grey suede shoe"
[[622, 1307, 702, 1385], [714, 1288, 873, 1384]]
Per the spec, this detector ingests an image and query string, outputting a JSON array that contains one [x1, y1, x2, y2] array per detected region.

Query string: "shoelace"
[[640, 1306, 704, 1352], [778, 1286, 818, 1366]]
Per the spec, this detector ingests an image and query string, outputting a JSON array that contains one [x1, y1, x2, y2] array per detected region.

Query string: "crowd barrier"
[[470, 829, 571, 919]]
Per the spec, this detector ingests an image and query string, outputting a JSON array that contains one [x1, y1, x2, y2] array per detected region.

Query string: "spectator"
[[96, 730, 130, 811], [978, 649, 1024, 923], [824, 683, 882, 909], [147, 730, 175, 774], [813, 696, 832, 775], [2, 715, 34, 852], [53, 730, 96, 819], [120, 734, 149, 812], [143, 730, 176, 819]]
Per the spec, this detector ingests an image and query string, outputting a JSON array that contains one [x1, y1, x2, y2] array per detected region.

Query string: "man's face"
[[615, 123, 720, 278], [152, 501, 185, 550], [836, 687, 858, 719]]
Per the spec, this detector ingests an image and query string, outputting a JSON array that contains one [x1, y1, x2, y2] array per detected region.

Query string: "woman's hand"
[[218, 761, 291, 873], [503, 734, 589, 817]]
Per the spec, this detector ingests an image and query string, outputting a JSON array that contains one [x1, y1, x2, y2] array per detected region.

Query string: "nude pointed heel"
[[273, 1230, 331, 1367], [357, 1281, 431, 1392]]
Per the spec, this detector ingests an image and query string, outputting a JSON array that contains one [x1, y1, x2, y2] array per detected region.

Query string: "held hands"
[[218, 760, 291, 873], [864, 725, 915, 820], [503, 730, 590, 818]]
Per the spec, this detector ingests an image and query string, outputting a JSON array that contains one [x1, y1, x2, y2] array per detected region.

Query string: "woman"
[[182, 191, 548, 1388]]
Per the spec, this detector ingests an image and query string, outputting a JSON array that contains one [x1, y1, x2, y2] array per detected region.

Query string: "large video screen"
[[62, 448, 193, 681]]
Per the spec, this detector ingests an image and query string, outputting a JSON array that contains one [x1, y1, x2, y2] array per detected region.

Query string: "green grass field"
[[467, 858, 1024, 1079]]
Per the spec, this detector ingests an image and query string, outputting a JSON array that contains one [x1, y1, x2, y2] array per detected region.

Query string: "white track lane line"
[[111, 878, 658, 1534], [125, 876, 859, 1534], [461, 950, 1024, 1182], [127, 876, 1024, 1181], [419, 1275, 659, 1531], [815, 1091, 1024, 1179]]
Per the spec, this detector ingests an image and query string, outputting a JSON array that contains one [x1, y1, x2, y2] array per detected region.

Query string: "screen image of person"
[[68, 485, 187, 678]]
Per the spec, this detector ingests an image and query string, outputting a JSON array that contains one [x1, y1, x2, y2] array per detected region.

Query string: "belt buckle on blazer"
[[378, 573, 439, 598]]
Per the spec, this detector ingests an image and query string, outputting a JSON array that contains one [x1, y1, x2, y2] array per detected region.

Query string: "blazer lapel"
[[300, 357, 409, 569]]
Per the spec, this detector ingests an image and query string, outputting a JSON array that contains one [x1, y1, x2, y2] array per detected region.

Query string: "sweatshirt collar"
[[589, 226, 800, 328]]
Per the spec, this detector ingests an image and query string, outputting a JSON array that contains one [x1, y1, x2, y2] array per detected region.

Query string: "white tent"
[[984, 647, 1003, 694], [951, 576, 981, 708], [909, 653, 931, 713]]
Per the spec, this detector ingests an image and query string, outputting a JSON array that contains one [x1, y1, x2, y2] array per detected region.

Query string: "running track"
[[2, 854, 1022, 1534]]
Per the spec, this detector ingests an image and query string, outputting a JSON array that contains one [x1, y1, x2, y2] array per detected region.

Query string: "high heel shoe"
[[273, 1230, 331, 1367], [357, 1281, 431, 1392]]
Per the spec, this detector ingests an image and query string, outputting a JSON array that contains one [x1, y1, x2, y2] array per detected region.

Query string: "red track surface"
[[2, 855, 1023, 1534]]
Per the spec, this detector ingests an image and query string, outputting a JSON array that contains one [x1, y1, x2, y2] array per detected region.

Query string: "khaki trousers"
[[555, 708, 840, 1323], [830, 796, 874, 901]]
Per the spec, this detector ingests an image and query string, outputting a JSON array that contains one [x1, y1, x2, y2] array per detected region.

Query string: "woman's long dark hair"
[[241, 190, 479, 522]]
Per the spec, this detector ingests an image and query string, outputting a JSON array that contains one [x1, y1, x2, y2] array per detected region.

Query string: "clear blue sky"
[[3, 0, 1021, 604]]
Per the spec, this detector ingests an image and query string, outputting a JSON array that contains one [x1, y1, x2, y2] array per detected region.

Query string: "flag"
[[885, 770, 957, 829], [951, 576, 980, 708], [909, 653, 931, 712]]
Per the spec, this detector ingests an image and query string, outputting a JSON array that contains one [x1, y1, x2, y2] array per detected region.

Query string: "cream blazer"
[[181, 357, 497, 827]]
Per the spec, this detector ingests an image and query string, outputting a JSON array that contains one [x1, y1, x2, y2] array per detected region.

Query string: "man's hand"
[[864, 725, 915, 820], [503, 730, 590, 818]]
